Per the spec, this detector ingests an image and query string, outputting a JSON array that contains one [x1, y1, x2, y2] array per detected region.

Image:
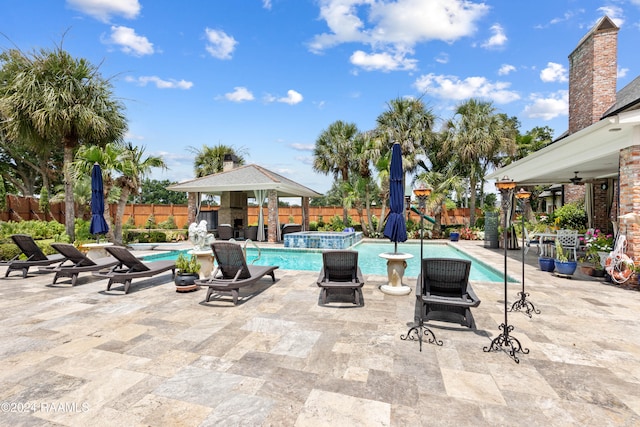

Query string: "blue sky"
[[3, 0, 640, 194]]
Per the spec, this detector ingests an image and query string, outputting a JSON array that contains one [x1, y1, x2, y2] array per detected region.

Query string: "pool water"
[[145, 242, 509, 283]]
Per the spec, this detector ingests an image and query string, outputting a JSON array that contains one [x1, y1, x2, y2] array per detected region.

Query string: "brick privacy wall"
[[564, 184, 585, 204], [619, 146, 640, 259], [568, 21, 618, 134]]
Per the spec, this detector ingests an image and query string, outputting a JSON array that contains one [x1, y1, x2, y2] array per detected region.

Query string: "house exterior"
[[487, 16, 640, 259]]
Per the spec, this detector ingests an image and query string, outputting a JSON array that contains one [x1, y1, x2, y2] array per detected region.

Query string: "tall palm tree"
[[313, 120, 359, 225], [188, 144, 246, 178], [75, 142, 165, 245], [0, 45, 127, 241], [374, 97, 435, 174], [443, 99, 517, 226]]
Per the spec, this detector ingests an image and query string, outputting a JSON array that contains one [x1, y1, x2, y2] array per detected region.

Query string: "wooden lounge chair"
[[195, 242, 279, 305], [316, 250, 365, 306], [93, 246, 176, 294], [50, 243, 121, 286], [416, 258, 480, 328], [3, 234, 65, 278]]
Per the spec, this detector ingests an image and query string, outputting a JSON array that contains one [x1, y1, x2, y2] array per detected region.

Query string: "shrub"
[[158, 215, 177, 229], [552, 203, 587, 230], [309, 221, 318, 231], [144, 214, 157, 229], [123, 216, 136, 229]]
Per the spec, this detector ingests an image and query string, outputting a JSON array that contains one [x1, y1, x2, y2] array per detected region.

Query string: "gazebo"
[[167, 163, 321, 243]]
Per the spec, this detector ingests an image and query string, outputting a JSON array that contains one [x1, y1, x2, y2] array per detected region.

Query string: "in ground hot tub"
[[284, 231, 363, 249]]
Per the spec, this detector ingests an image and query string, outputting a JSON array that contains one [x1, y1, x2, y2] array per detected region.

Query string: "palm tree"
[[188, 144, 246, 178], [0, 45, 127, 241], [313, 120, 359, 225], [374, 97, 436, 174], [443, 99, 517, 226], [75, 142, 165, 245]]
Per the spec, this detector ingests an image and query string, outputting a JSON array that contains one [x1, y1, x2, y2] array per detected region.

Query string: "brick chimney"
[[568, 16, 618, 134], [223, 153, 238, 172]]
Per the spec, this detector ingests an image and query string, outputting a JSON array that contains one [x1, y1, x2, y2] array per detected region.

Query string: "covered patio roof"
[[167, 164, 321, 198], [486, 109, 640, 185]]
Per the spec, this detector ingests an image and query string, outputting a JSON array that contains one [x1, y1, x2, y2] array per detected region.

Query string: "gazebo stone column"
[[302, 197, 310, 231], [267, 189, 278, 243], [619, 145, 640, 259]]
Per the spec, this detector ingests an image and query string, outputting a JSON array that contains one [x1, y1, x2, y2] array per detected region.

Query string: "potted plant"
[[554, 240, 577, 276], [449, 229, 460, 242], [175, 252, 201, 292], [539, 255, 555, 272], [581, 229, 613, 269]]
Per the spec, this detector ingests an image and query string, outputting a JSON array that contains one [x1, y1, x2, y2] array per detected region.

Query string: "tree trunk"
[[63, 145, 75, 241], [113, 188, 131, 245], [187, 192, 197, 224], [469, 175, 477, 227]]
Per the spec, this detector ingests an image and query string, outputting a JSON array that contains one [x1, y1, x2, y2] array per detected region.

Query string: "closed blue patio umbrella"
[[89, 162, 109, 242], [383, 143, 407, 252]]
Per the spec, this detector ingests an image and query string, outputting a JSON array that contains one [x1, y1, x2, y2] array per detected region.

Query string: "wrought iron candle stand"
[[509, 188, 540, 318], [401, 184, 443, 351], [483, 176, 529, 363]]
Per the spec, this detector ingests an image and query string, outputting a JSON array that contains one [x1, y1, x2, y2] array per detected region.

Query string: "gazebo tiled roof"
[[167, 164, 321, 198]]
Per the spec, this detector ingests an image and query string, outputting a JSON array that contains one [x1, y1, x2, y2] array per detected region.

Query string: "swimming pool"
[[144, 242, 510, 283]]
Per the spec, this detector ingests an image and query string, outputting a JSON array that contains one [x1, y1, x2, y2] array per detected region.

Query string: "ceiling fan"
[[569, 171, 584, 185]]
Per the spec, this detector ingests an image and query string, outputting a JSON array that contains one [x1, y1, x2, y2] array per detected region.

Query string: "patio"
[[1, 240, 639, 426]]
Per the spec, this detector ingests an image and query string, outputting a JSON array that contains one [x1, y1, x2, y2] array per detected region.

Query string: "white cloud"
[[67, 0, 141, 22], [125, 76, 193, 89], [290, 143, 315, 151], [350, 50, 417, 72], [309, 0, 488, 71], [540, 62, 568, 83], [618, 67, 629, 78], [498, 64, 516, 75], [107, 26, 154, 56], [225, 87, 255, 102], [413, 73, 520, 104], [204, 28, 237, 59], [262, 0, 272, 9], [278, 90, 304, 105], [522, 91, 568, 120], [435, 53, 449, 64], [481, 24, 507, 48]]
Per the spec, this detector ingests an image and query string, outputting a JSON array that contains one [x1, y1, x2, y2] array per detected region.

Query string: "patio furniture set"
[[2, 234, 482, 348]]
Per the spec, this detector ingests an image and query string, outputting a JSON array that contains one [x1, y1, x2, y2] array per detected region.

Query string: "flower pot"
[[539, 257, 555, 272], [554, 260, 577, 276], [175, 273, 199, 292], [449, 232, 460, 242], [597, 251, 610, 268]]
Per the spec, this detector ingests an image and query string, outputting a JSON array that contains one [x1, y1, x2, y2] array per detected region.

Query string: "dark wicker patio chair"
[[3, 234, 65, 278], [316, 250, 365, 306], [92, 246, 175, 294], [195, 242, 279, 305], [217, 224, 234, 240], [50, 243, 121, 286], [416, 258, 481, 328]]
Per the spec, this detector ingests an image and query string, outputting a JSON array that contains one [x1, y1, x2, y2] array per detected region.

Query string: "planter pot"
[[554, 260, 577, 276], [597, 251, 609, 268], [175, 273, 200, 292], [538, 257, 555, 272], [449, 232, 460, 242]]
